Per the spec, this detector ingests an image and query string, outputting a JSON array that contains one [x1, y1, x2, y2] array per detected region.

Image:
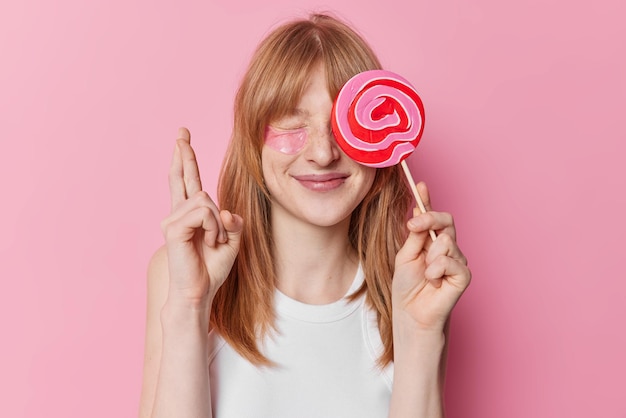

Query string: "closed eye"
[[264, 126, 308, 154], [272, 126, 307, 132]]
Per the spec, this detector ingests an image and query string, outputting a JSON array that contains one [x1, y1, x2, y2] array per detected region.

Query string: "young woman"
[[140, 13, 470, 418]]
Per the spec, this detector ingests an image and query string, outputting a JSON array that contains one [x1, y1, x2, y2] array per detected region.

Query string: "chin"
[[309, 216, 350, 228], [300, 206, 354, 228]]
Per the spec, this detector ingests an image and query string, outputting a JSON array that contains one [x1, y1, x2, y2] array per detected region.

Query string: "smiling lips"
[[292, 173, 349, 191]]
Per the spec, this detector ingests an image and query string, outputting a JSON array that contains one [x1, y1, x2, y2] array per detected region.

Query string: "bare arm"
[[151, 264, 212, 418], [139, 128, 243, 418], [139, 247, 214, 418], [388, 317, 451, 417], [389, 183, 470, 418], [138, 247, 168, 418]]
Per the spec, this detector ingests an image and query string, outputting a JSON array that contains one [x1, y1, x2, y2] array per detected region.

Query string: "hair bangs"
[[245, 24, 325, 142]]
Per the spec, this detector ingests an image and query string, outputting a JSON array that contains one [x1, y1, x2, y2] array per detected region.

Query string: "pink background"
[[1, 0, 624, 416]]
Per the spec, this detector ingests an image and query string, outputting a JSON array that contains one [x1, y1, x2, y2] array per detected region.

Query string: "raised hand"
[[160, 127, 243, 308], [392, 182, 471, 332]]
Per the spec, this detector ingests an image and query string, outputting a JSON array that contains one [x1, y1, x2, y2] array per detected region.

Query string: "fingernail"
[[177, 127, 188, 140], [409, 218, 421, 228]]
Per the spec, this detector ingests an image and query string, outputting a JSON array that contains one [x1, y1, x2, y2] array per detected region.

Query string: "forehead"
[[292, 68, 332, 113], [265, 62, 337, 128]]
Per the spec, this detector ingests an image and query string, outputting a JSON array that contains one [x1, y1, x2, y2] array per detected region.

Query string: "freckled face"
[[262, 64, 376, 229]]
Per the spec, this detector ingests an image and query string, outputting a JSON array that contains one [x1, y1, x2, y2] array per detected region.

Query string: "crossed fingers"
[[164, 127, 226, 245]]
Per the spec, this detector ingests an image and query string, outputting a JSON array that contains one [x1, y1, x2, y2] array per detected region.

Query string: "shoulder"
[[148, 245, 169, 283], [139, 245, 169, 417], [145, 244, 171, 323], [147, 245, 170, 300], [145, 245, 172, 319]]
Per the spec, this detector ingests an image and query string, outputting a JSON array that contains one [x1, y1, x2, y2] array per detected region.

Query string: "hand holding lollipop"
[[332, 70, 436, 240]]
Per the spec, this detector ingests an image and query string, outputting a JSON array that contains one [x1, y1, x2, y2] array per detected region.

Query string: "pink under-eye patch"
[[264, 126, 307, 154]]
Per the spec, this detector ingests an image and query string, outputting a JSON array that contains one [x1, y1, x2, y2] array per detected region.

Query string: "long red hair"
[[214, 13, 412, 367]]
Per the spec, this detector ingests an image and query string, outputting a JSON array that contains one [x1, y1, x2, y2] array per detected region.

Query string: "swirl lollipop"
[[332, 69, 436, 240]]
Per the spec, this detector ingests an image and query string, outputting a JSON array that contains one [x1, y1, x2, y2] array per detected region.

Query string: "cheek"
[[361, 168, 377, 194], [353, 166, 377, 199], [260, 147, 286, 195], [264, 126, 307, 154]]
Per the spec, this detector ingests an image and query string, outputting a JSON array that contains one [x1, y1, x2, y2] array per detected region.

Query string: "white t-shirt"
[[208, 266, 394, 417]]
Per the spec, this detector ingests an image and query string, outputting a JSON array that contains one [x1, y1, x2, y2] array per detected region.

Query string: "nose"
[[303, 125, 341, 167]]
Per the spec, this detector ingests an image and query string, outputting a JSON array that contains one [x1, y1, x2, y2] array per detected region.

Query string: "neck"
[[271, 207, 359, 305]]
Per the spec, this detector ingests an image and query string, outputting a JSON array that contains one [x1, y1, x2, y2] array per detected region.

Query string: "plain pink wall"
[[1, 0, 624, 416]]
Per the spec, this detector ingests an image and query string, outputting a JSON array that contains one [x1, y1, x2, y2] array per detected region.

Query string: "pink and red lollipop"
[[331, 70, 425, 168], [332, 69, 435, 239]]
